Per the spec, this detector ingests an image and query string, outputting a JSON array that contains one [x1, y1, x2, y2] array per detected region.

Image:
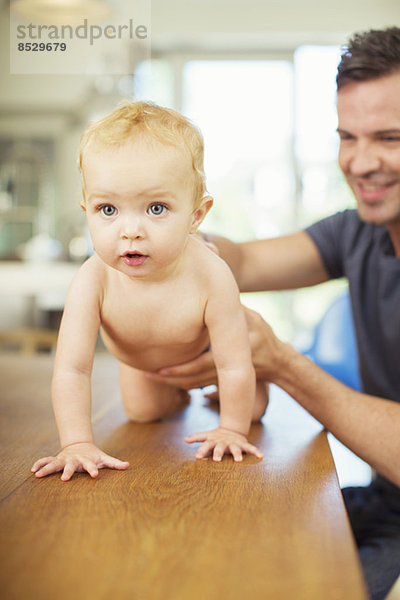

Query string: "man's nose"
[[348, 141, 381, 176]]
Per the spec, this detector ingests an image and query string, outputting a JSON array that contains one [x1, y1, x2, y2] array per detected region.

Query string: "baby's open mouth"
[[122, 252, 148, 266]]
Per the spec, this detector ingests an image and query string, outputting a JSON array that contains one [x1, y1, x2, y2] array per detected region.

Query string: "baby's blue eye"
[[149, 203, 167, 216], [101, 205, 116, 216]]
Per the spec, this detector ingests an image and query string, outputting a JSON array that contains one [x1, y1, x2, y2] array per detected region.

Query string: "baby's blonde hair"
[[78, 101, 207, 206]]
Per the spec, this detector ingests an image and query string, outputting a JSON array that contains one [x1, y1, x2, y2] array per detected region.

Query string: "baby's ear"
[[190, 196, 213, 233]]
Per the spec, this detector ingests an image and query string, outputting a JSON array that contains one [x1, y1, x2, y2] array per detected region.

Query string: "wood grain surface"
[[0, 354, 367, 600]]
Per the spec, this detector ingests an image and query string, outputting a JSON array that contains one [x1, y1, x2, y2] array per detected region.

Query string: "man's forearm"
[[206, 232, 329, 292], [273, 344, 400, 487]]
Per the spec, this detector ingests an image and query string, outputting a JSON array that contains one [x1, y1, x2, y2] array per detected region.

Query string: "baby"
[[31, 101, 268, 481]]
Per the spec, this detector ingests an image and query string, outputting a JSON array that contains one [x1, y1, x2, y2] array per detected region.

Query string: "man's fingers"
[[146, 348, 217, 389], [157, 350, 213, 377]]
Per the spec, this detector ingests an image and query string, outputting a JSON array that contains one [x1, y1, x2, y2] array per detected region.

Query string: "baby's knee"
[[123, 388, 190, 423], [123, 404, 163, 424], [251, 381, 269, 422]]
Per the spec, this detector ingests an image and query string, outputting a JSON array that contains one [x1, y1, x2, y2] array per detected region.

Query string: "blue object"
[[304, 292, 362, 391]]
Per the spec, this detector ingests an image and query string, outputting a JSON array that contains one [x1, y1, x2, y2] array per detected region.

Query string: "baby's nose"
[[121, 217, 145, 240]]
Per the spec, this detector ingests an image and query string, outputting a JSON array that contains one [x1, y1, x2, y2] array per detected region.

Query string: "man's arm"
[[206, 230, 330, 291], [244, 308, 400, 488]]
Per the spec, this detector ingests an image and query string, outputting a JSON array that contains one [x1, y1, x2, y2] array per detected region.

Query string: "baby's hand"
[[31, 442, 130, 481], [184, 427, 263, 462]]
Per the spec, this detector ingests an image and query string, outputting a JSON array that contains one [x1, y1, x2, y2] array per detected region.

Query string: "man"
[[151, 28, 400, 600]]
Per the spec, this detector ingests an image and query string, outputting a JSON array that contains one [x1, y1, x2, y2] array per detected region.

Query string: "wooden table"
[[0, 354, 367, 600]]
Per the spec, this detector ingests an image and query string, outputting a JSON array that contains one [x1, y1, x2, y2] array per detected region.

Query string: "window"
[[134, 47, 353, 343]]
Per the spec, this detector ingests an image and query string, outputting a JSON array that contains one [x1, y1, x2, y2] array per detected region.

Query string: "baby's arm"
[[31, 258, 129, 481], [185, 255, 262, 462]]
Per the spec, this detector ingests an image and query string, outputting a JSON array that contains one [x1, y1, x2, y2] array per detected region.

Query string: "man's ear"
[[190, 196, 213, 233]]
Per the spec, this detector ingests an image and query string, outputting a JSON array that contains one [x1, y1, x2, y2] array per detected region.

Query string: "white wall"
[[0, 0, 399, 329], [1, 0, 399, 112]]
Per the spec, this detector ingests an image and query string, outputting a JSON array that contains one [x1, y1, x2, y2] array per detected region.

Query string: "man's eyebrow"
[[336, 127, 400, 135], [374, 129, 400, 135]]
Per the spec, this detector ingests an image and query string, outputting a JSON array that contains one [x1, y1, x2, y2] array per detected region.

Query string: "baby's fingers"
[[195, 440, 214, 460], [184, 431, 207, 444], [241, 441, 263, 459], [31, 456, 56, 473], [212, 442, 228, 462], [34, 458, 65, 479], [100, 455, 130, 471], [61, 461, 79, 481], [79, 458, 99, 479], [227, 443, 244, 463]]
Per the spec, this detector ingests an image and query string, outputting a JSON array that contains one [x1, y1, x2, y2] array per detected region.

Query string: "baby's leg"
[[119, 362, 189, 423], [252, 380, 269, 422], [204, 380, 269, 422]]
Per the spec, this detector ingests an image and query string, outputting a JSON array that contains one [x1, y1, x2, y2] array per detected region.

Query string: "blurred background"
[[0, 0, 399, 483]]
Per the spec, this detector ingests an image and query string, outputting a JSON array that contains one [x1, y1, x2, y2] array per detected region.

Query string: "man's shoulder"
[[306, 209, 374, 246], [305, 210, 377, 278], [309, 208, 360, 230]]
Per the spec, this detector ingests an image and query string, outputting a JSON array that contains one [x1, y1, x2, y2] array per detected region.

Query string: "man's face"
[[337, 71, 400, 227]]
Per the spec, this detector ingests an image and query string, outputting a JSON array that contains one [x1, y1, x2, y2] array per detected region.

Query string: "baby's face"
[[81, 137, 203, 280]]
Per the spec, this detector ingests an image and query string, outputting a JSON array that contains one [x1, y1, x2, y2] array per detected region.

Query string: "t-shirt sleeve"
[[305, 211, 353, 279]]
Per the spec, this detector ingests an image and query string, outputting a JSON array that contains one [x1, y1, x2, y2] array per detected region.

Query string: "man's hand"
[[147, 348, 218, 390], [243, 307, 286, 381], [185, 427, 263, 462], [147, 306, 285, 389], [31, 442, 130, 481]]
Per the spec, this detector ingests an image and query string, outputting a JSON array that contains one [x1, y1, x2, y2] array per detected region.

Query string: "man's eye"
[[100, 205, 116, 216], [149, 203, 167, 216]]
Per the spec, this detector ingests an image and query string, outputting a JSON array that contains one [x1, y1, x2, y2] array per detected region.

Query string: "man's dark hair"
[[337, 27, 400, 90]]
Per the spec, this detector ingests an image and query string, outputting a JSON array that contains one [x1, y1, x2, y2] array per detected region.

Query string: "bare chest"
[[99, 277, 209, 368]]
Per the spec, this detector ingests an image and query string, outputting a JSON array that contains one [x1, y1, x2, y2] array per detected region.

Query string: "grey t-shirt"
[[306, 209, 400, 499], [306, 209, 400, 403]]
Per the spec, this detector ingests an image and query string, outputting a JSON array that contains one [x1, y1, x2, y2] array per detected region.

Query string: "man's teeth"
[[361, 183, 388, 191]]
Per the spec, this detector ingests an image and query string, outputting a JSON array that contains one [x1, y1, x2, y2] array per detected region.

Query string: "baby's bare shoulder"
[[188, 236, 238, 287], [77, 254, 106, 276], [70, 255, 107, 294]]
